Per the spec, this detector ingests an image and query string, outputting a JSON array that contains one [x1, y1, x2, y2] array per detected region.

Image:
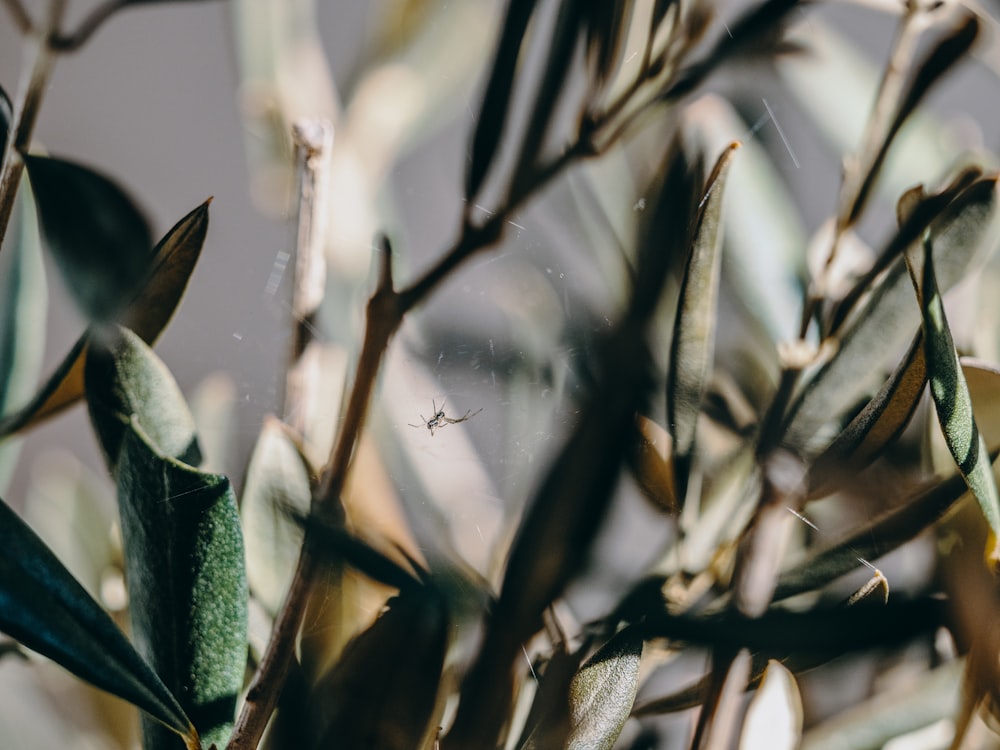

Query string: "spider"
[[409, 400, 482, 436]]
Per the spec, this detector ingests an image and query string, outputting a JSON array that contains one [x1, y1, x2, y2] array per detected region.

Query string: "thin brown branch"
[[48, 0, 126, 52], [0, 0, 33, 34]]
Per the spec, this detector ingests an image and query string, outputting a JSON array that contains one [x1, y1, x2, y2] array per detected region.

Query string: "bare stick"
[[282, 118, 333, 437]]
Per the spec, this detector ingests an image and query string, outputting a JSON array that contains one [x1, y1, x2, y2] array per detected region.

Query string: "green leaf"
[[773, 467, 982, 602], [241, 417, 312, 616], [909, 234, 1000, 564], [785, 177, 998, 455], [667, 142, 739, 467], [0, 83, 10, 155], [807, 331, 926, 497], [0, 200, 210, 438], [311, 586, 449, 750], [566, 626, 643, 750], [464, 0, 537, 202], [86, 329, 247, 750], [23, 154, 152, 324], [0, 176, 45, 493], [0, 495, 195, 745]]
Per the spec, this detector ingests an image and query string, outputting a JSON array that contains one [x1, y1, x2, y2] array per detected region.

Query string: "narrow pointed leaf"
[[241, 416, 313, 616], [739, 660, 802, 750], [312, 587, 449, 750], [785, 178, 998, 455], [909, 237, 1000, 562], [0, 178, 45, 492], [0, 200, 210, 438], [517, 642, 589, 750], [86, 329, 247, 750], [566, 626, 643, 750], [807, 331, 926, 497], [583, 0, 630, 86], [667, 142, 739, 464], [23, 154, 152, 323], [0, 83, 10, 155], [846, 15, 979, 227], [628, 416, 678, 514], [465, 0, 537, 202], [774, 466, 987, 601], [0, 496, 194, 743]]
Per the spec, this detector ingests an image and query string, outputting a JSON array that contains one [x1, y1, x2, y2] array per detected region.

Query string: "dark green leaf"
[[312, 587, 449, 750], [23, 154, 152, 323], [0, 200, 210, 438], [86, 329, 247, 750], [464, 0, 537, 202], [0, 177, 45, 492], [785, 178, 998, 455], [0, 83, 11, 156], [908, 234, 1000, 562], [0, 495, 195, 745], [566, 626, 644, 749], [667, 142, 740, 466], [845, 15, 979, 227]]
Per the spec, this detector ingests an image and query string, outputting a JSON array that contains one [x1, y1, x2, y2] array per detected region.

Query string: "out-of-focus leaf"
[[242, 416, 312, 615], [0, 83, 10, 155], [665, 0, 804, 100], [807, 332, 925, 497], [773, 466, 984, 602], [844, 15, 979, 227], [908, 236, 1000, 563], [444, 132, 681, 750], [0, 496, 195, 745], [739, 660, 802, 750], [0, 177, 45, 493], [583, 0, 630, 86], [509, 0, 585, 201], [800, 660, 962, 750], [785, 178, 998, 455], [667, 142, 739, 469], [23, 154, 152, 323], [0, 200, 210, 438], [643, 597, 945, 656], [465, 0, 537, 202], [86, 329, 247, 750], [629, 416, 678, 514], [516, 641, 590, 750], [566, 626, 643, 750], [311, 586, 448, 750]]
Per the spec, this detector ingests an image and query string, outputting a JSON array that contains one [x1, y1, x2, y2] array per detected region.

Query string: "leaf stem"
[[0, 0, 65, 255]]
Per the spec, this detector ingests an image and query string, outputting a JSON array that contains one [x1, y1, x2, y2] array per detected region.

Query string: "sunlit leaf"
[[242, 416, 312, 615], [23, 154, 152, 323], [86, 329, 247, 750], [739, 660, 802, 750], [0, 200, 210, 438], [566, 626, 643, 750], [0, 177, 45, 493], [465, 0, 537, 202], [628, 416, 677, 514], [807, 331, 925, 497], [908, 234, 1000, 563], [0, 496, 195, 745], [667, 142, 739, 469], [311, 586, 448, 750], [785, 178, 998, 454]]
